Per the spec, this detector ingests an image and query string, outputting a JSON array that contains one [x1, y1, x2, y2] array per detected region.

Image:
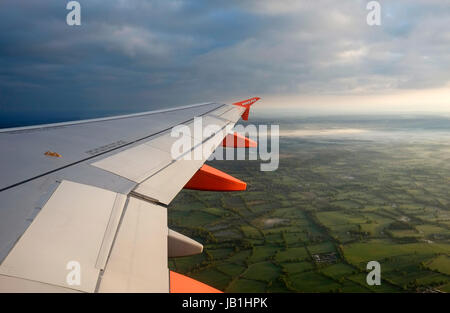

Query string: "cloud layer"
[[0, 0, 449, 118]]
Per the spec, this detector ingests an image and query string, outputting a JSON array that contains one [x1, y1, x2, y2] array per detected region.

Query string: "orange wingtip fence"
[[170, 271, 222, 293], [184, 164, 247, 191], [232, 97, 260, 121]]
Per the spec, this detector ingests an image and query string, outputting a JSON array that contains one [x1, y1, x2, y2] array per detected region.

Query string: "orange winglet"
[[232, 97, 260, 121], [184, 164, 247, 191], [222, 132, 257, 148], [170, 271, 222, 293]]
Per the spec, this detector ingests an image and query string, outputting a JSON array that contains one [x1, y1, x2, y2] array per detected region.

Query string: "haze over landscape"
[[169, 115, 450, 292]]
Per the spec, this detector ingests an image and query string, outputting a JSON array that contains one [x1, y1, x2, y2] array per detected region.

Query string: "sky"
[[1, 0, 450, 124]]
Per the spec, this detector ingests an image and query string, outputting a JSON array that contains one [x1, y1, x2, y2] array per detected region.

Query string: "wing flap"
[[98, 197, 168, 293], [91, 143, 172, 183], [0, 180, 127, 292], [132, 128, 226, 205]]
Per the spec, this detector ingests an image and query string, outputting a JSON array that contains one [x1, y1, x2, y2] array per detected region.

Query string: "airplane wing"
[[0, 97, 259, 293]]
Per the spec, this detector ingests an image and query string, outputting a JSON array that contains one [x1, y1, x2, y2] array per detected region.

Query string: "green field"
[[168, 117, 450, 293]]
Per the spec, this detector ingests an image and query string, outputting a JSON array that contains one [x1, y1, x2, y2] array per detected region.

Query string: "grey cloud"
[[0, 0, 449, 123]]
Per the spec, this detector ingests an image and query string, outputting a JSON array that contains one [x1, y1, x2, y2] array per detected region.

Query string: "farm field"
[[168, 116, 450, 293]]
